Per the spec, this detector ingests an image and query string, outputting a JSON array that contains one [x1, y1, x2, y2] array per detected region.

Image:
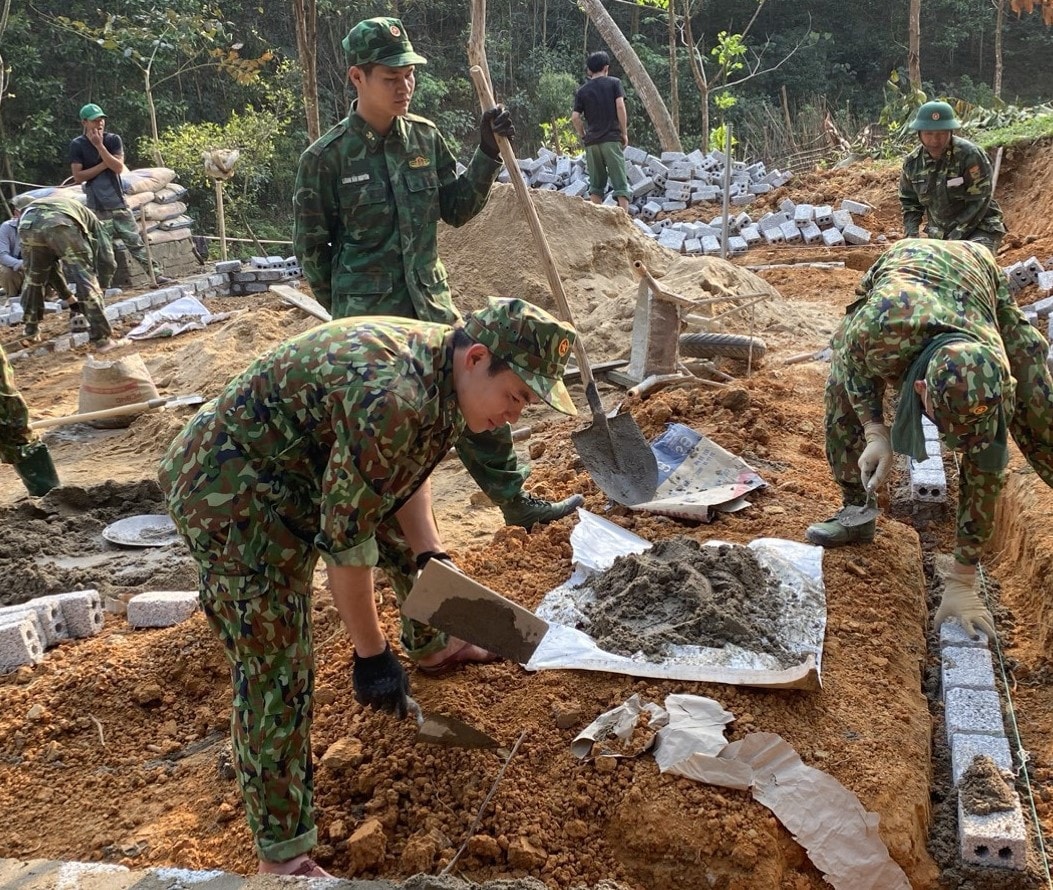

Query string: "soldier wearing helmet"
[[807, 239, 1053, 642], [899, 100, 1005, 253]]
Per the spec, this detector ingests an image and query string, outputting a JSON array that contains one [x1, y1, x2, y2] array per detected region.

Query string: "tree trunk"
[[144, 68, 163, 165], [292, 0, 321, 143], [578, 0, 682, 152], [994, 0, 1005, 98], [908, 0, 921, 89], [682, 0, 709, 150], [668, 1, 679, 134]]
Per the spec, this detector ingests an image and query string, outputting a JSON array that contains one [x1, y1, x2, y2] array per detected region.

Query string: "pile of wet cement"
[[0, 479, 197, 607], [580, 537, 798, 665], [958, 755, 1017, 816]]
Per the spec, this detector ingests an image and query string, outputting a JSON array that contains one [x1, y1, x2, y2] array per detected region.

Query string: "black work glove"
[[352, 643, 410, 718], [480, 105, 515, 160]]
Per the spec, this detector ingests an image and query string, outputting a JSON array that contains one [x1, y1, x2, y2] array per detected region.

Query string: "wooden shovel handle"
[[30, 397, 169, 430], [468, 65, 598, 402]]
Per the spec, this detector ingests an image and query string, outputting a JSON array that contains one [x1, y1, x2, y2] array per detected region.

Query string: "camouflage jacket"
[[293, 104, 501, 321], [899, 136, 1005, 240], [159, 318, 464, 574], [17, 195, 116, 285], [840, 239, 1015, 430]]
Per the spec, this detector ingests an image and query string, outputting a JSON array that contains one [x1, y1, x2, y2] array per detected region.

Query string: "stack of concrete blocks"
[[0, 589, 103, 674], [1003, 256, 1046, 296], [909, 416, 948, 510], [228, 256, 302, 296], [126, 591, 199, 628], [940, 620, 1029, 870]]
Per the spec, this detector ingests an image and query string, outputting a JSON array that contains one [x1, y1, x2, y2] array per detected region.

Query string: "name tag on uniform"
[[343, 173, 370, 184], [946, 176, 964, 187]]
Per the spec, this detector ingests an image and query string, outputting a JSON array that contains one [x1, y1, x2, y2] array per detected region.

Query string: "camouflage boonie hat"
[[926, 342, 1004, 451], [342, 17, 428, 69], [464, 297, 578, 416]]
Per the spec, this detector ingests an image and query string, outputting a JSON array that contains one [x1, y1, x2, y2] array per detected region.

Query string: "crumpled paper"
[[575, 694, 911, 890], [127, 296, 233, 340]]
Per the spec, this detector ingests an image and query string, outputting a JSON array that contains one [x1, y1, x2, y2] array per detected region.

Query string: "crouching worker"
[[158, 297, 578, 878], [806, 239, 1053, 639], [1, 344, 59, 496]]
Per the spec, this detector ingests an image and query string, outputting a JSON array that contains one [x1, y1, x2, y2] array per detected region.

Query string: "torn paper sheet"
[[127, 296, 234, 340], [630, 423, 767, 521], [526, 510, 825, 689], [570, 693, 670, 759], [578, 695, 910, 890]]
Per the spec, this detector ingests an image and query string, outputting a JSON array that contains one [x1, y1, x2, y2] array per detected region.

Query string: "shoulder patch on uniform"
[[968, 165, 981, 178], [403, 112, 438, 130], [304, 119, 350, 157]]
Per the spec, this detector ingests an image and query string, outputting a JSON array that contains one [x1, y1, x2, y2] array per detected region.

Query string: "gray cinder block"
[[842, 224, 872, 245], [951, 738, 1014, 787], [779, 221, 802, 243], [941, 620, 990, 650], [942, 646, 996, 691], [910, 454, 947, 502], [840, 199, 873, 215], [800, 221, 823, 244], [0, 617, 45, 672], [958, 797, 1028, 871], [821, 227, 845, 247], [127, 591, 200, 628], [831, 209, 854, 231], [0, 598, 66, 644], [945, 687, 1005, 745], [40, 590, 103, 639]]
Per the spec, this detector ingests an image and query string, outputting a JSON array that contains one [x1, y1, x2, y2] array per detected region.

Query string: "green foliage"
[[968, 110, 1053, 149], [708, 123, 737, 153]]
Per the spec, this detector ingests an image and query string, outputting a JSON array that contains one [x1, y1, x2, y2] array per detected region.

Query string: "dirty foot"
[[415, 637, 501, 676], [258, 855, 333, 877], [93, 337, 130, 354]]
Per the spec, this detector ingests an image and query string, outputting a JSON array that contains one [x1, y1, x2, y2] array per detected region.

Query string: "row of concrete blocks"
[[939, 620, 1029, 871], [1003, 256, 1048, 294], [0, 590, 104, 673], [0, 589, 200, 674]]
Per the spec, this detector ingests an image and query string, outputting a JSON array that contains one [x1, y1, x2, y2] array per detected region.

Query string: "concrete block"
[[126, 591, 200, 628], [658, 229, 686, 252], [727, 236, 748, 255], [757, 212, 788, 233], [667, 161, 695, 181], [72, 332, 90, 348], [631, 218, 653, 236], [831, 210, 854, 230], [0, 598, 66, 644], [747, 182, 773, 195], [624, 145, 649, 165], [625, 163, 646, 186], [779, 221, 802, 243], [951, 736, 1014, 786], [910, 455, 947, 502], [958, 797, 1028, 871], [763, 227, 785, 245], [664, 180, 692, 202], [0, 617, 44, 672], [563, 180, 590, 199], [814, 205, 834, 228], [660, 201, 688, 213], [52, 337, 72, 353], [215, 261, 242, 275], [131, 294, 153, 312], [821, 227, 845, 247], [945, 687, 1005, 744], [842, 224, 872, 245], [39, 590, 103, 639], [1036, 270, 1053, 297], [641, 201, 662, 221], [800, 222, 823, 244], [0, 611, 47, 650], [701, 235, 722, 256], [778, 198, 796, 215], [942, 646, 996, 691], [740, 226, 762, 246], [731, 194, 755, 206], [682, 238, 702, 255], [793, 204, 815, 226], [940, 619, 989, 651], [103, 305, 120, 322], [840, 199, 873, 215]]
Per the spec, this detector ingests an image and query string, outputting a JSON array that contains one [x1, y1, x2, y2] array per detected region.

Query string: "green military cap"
[[464, 297, 578, 416], [909, 100, 960, 131], [341, 17, 428, 69], [926, 341, 1004, 461], [79, 103, 106, 121]]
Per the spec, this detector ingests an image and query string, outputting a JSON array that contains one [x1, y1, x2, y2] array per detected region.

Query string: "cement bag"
[[147, 227, 193, 244], [121, 167, 177, 195], [14, 186, 87, 208], [154, 184, 189, 204], [77, 352, 159, 429], [125, 191, 156, 211], [142, 200, 187, 221], [158, 214, 195, 231]]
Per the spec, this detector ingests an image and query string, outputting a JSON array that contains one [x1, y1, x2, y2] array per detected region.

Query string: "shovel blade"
[[572, 411, 659, 506], [417, 715, 501, 749]]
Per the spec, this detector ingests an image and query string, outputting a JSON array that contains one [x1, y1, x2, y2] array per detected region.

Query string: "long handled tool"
[[30, 393, 204, 430], [469, 66, 658, 506]]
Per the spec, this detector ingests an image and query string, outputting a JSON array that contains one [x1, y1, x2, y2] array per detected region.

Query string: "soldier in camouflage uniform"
[[899, 101, 1005, 253], [806, 239, 1053, 639], [293, 16, 584, 537], [158, 297, 578, 878], [15, 194, 125, 353], [0, 345, 59, 496]]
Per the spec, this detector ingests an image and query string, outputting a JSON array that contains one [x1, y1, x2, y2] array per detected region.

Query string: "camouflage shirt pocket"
[[339, 181, 392, 248], [404, 169, 441, 227]]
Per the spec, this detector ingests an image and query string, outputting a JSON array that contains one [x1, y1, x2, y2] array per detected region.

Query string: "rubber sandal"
[[290, 858, 332, 877], [415, 641, 501, 676]]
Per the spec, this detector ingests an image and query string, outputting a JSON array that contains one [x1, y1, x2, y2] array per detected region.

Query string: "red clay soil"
[[2, 142, 1053, 889]]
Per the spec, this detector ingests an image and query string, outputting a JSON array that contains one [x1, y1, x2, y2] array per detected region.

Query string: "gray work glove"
[[934, 562, 996, 639], [480, 105, 515, 160], [858, 422, 892, 492]]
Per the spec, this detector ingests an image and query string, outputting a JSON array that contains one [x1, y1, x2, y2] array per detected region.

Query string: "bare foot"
[[257, 854, 333, 877]]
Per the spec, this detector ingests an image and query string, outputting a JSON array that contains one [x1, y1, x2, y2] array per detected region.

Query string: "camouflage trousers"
[[97, 209, 160, 275], [455, 424, 528, 505], [20, 222, 112, 343], [97, 208, 161, 277], [824, 311, 1053, 565], [0, 345, 34, 463]]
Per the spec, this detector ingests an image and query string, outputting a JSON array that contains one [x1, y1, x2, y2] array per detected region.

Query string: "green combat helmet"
[[909, 101, 961, 131]]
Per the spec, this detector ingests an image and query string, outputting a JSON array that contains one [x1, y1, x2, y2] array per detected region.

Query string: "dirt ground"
[[3, 139, 1053, 889]]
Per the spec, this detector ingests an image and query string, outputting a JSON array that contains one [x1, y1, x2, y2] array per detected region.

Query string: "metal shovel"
[[406, 697, 500, 749], [468, 66, 659, 507], [838, 488, 880, 527]]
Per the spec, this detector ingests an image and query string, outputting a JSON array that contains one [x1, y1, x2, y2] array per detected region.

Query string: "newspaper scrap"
[[631, 423, 766, 521], [576, 694, 910, 890]]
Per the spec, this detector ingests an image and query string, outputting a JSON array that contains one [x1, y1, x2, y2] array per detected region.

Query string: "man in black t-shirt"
[[69, 103, 175, 286], [571, 52, 630, 211]]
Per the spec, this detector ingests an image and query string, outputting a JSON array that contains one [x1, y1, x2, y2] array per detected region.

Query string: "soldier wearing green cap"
[[159, 297, 577, 878], [899, 100, 1005, 252], [806, 239, 1053, 641], [69, 103, 176, 286], [293, 16, 584, 540]]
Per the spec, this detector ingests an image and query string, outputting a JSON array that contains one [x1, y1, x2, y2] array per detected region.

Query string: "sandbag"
[[154, 184, 189, 204], [142, 201, 188, 221], [157, 214, 195, 231], [121, 167, 177, 195], [77, 352, 160, 429], [146, 227, 193, 244], [125, 191, 156, 211]]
